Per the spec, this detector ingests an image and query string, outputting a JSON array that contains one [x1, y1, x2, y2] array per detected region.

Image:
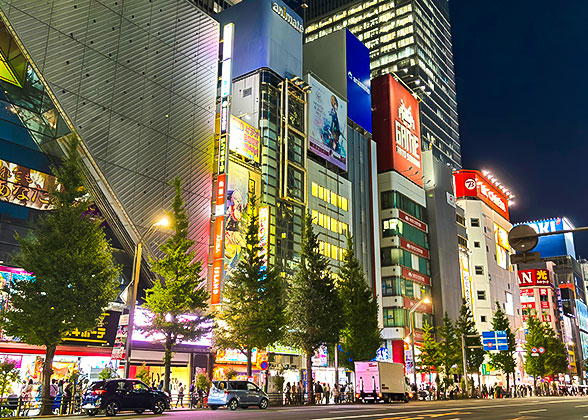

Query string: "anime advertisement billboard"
[[308, 75, 348, 171], [224, 162, 261, 279]]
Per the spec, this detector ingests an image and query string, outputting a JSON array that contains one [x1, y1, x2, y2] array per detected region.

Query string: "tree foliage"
[[216, 194, 287, 376], [488, 301, 516, 389], [455, 301, 484, 376], [417, 320, 441, 377], [287, 212, 342, 403], [338, 233, 381, 370], [3, 139, 120, 414], [524, 311, 568, 384], [0, 359, 19, 399], [437, 313, 460, 382], [142, 177, 211, 393]]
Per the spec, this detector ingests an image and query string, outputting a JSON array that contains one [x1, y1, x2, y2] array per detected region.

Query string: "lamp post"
[[123, 217, 169, 378], [408, 297, 431, 399]]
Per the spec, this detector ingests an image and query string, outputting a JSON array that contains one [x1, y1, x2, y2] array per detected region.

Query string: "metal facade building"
[[0, 0, 219, 271]]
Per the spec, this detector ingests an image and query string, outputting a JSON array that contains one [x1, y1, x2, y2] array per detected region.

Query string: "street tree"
[[216, 194, 287, 376], [455, 301, 484, 384], [288, 212, 342, 403], [338, 233, 381, 370], [488, 301, 516, 390], [438, 313, 460, 388], [3, 139, 120, 414], [417, 320, 441, 384], [141, 177, 211, 393], [0, 359, 19, 399]]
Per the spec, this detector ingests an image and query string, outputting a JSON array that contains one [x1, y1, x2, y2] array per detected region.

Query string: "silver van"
[[207, 380, 269, 410]]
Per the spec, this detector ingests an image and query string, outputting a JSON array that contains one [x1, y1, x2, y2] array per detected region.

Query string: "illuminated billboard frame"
[[229, 115, 260, 162]]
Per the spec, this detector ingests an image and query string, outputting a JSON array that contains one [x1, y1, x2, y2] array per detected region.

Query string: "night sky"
[[449, 1, 588, 257]]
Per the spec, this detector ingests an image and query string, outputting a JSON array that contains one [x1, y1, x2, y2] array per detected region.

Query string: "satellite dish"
[[508, 225, 539, 253]]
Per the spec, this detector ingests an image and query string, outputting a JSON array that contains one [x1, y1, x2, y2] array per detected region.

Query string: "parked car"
[[81, 379, 170, 416], [207, 380, 269, 410]]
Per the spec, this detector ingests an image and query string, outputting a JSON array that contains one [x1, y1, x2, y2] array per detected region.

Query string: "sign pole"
[[461, 334, 468, 397]]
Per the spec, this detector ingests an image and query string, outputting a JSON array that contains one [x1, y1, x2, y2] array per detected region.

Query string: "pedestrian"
[[285, 382, 291, 405], [158, 380, 164, 391], [315, 381, 322, 404], [333, 384, 340, 404], [298, 381, 303, 404], [291, 383, 297, 405], [325, 383, 330, 404], [62, 381, 73, 414], [176, 383, 184, 408], [21, 379, 34, 415]]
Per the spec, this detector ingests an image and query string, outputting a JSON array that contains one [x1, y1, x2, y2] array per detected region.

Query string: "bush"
[[225, 368, 238, 380]]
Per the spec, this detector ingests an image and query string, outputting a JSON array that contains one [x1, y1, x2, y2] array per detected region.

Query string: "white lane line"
[[311, 398, 576, 420], [519, 409, 547, 414], [583, 415, 588, 418], [578, 404, 588, 407]]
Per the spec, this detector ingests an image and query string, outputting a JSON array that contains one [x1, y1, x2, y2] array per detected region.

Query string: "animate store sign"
[[453, 170, 509, 221]]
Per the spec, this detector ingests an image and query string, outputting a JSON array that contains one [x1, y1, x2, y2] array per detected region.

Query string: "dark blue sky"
[[449, 1, 588, 257]]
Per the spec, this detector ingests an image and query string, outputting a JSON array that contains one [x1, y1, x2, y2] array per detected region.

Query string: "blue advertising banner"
[[519, 218, 576, 258], [345, 30, 372, 133]]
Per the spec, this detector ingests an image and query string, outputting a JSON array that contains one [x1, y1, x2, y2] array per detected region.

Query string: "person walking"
[[285, 382, 291, 405], [333, 384, 340, 404], [176, 383, 184, 408], [324, 384, 330, 404]]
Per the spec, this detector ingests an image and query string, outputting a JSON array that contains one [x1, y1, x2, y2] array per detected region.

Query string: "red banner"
[[398, 210, 427, 233], [399, 237, 429, 259], [213, 217, 224, 260], [520, 288, 534, 296], [402, 267, 431, 286], [211, 260, 223, 305], [453, 170, 509, 221], [216, 174, 226, 207], [540, 301, 550, 309], [403, 297, 433, 314]]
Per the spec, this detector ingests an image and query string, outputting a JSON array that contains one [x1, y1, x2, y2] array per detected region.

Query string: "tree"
[[0, 359, 19, 399], [525, 310, 568, 390], [338, 233, 381, 369], [417, 320, 441, 383], [287, 213, 342, 404], [455, 301, 484, 383], [437, 313, 460, 388], [488, 301, 516, 390], [216, 194, 287, 377], [3, 139, 120, 414], [141, 177, 211, 393]]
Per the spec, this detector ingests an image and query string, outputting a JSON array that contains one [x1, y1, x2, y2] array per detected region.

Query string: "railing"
[[0, 395, 83, 417]]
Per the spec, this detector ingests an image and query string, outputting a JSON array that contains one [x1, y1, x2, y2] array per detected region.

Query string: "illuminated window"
[[331, 191, 337, 205], [312, 182, 318, 197], [342, 198, 348, 211], [311, 210, 318, 223]]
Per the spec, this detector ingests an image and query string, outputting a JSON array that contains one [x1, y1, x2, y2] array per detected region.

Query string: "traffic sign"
[[538, 347, 545, 354], [532, 347, 538, 353], [482, 330, 509, 351], [260, 361, 269, 370]]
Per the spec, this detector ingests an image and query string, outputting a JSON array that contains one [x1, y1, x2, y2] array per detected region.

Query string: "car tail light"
[[93, 390, 106, 395], [225, 390, 230, 395], [378, 393, 382, 398], [355, 393, 360, 399]]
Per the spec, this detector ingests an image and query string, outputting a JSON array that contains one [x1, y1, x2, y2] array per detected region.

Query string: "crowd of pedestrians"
[[283, 381, 353, 405]]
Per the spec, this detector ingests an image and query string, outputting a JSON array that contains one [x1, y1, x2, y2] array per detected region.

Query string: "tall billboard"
[[224, 162, 261, 279], [345, 30, 372, 133], [518, 217, 576, 258], [453, 170, 509, 221], [0, 159, 57, 210], [372, 75, 422, 186], [308, 75, 347, 171]]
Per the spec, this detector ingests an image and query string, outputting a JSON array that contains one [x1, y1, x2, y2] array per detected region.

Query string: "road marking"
[[429, 413, 467, 417], [583, 416, 588, 418], [519, 409, 547, 414], [311, 398, 576, 420], [577, 404, 588, 407]]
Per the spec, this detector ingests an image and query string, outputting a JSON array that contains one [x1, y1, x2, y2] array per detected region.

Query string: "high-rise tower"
[[303, 0, 460, 168]]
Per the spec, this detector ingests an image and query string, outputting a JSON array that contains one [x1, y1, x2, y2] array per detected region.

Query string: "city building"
[[302, 0, 460, 168], [211, 0, 309, 384], [371, 73, 432, 376], [454, 169, 523, 385], [517, 217, 588, 379], [0, 0, 219, 382], [303, 28, 379, 290], [422, 149, 465, 326], [453, 170, 521, 333]]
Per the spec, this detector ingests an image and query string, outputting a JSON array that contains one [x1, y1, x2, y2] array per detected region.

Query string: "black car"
[[81, 379, 170, 416]]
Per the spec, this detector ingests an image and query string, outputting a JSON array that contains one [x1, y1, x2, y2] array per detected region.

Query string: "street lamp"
[[124, 216, 169, 378], [408, 296, 431, 398]]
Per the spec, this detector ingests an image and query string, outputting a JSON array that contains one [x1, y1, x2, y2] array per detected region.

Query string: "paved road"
[[35, 396, 588, 420]]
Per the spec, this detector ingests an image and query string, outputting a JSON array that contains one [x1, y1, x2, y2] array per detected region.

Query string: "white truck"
[[354, 361, 412, 403]]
